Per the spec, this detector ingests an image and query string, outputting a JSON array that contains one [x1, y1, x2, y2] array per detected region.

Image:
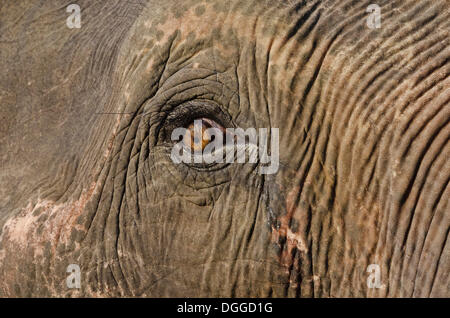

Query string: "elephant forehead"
[[126, 0, 312, 63], [118, 0, 322, 130], [137, 0, 279, 40]]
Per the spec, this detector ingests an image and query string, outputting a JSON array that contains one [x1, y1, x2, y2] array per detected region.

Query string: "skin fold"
[[0, 0, 448, 297]]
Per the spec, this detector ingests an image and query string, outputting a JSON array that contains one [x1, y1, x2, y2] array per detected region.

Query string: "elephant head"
[[0, 0, 448, 297]]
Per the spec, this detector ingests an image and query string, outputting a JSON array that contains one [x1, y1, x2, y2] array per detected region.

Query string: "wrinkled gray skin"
[[0, 0, 448, 297]]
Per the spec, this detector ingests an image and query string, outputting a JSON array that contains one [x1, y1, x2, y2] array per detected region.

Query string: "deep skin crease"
[[0, 0, 448, 297]]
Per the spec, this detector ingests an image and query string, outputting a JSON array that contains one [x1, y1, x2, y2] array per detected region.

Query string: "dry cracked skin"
[[0, 0, 448, 297]]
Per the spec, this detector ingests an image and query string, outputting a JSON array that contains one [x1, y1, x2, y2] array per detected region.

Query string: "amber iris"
[[183, 119, 213, 152]]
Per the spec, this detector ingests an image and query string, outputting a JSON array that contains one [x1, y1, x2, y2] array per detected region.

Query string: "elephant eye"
[[183, 118, 226, 152]]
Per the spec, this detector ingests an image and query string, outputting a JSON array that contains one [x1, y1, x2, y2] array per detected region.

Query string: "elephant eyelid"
[[167, 100, 225, 124]]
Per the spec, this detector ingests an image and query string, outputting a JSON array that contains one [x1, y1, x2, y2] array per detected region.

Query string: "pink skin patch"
[[271, 185, 308, 269], [0, 181, 97, 258]]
